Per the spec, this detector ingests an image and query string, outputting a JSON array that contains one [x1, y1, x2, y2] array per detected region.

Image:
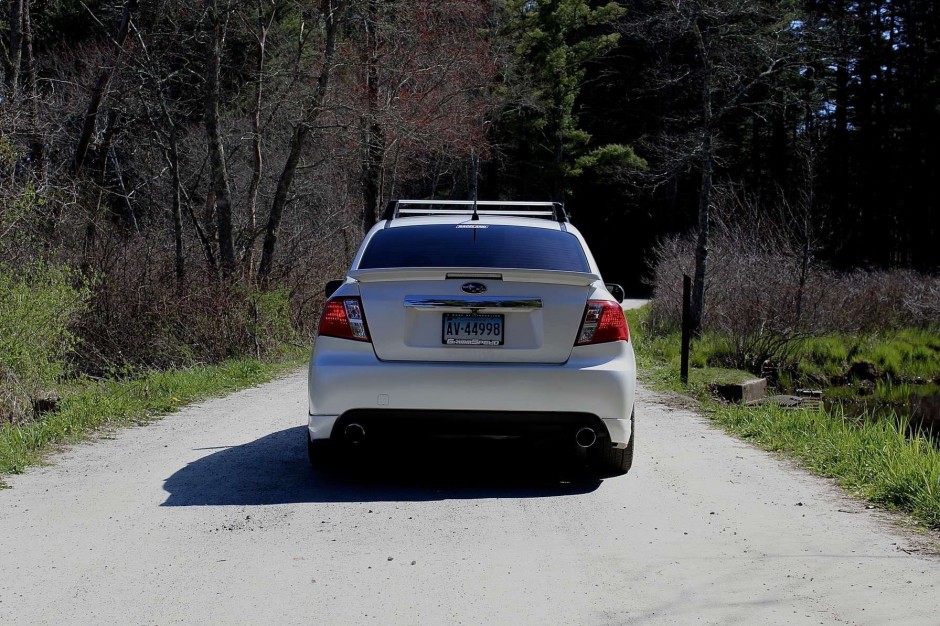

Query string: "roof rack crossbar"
[[383, 200, 569, 223], [397, 209, 555, 216]]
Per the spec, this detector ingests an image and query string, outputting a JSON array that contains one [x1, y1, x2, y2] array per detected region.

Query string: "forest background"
[[0, 0, 938, 424]]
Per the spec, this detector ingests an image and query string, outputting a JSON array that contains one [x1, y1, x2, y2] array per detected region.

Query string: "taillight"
[[318, 297, 371, 342], [576, 300, 629, 345]]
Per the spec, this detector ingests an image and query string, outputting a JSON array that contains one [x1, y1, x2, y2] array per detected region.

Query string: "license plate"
[[442, 313, 504, 346]]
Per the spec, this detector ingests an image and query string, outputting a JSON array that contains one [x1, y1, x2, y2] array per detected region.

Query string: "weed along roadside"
[[0, 356, 306, 482], [626, 304, 940, 531]]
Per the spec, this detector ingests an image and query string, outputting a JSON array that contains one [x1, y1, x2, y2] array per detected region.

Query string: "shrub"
[[75, 254, 304, 375], [648, 205, 940, 372], [0, 263, 90, 423]]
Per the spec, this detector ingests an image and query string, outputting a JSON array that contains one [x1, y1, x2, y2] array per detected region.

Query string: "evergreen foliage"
[[497, 0, 642, 199]]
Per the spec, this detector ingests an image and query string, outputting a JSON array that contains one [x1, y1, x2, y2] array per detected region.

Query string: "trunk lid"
[[350, 268, 597, 364]]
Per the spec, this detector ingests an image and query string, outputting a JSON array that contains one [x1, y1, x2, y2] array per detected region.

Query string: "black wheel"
[[592, 410, 635, 477], [307, 434, 336, 470]]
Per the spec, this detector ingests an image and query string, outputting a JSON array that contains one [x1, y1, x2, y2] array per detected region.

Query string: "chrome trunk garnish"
[[403, 296, 542, 311]]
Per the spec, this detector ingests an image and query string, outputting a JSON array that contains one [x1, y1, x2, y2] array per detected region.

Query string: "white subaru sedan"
[[307, 200, 636, 477]]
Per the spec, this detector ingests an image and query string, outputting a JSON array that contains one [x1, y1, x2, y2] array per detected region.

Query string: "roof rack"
[[382, 200, 569, 224]]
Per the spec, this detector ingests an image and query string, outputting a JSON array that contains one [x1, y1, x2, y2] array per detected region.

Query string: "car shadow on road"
[[162, 426, 602, 506]]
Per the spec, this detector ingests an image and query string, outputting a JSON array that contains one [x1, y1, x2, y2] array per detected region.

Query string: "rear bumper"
[[307, 337, 636, 446]]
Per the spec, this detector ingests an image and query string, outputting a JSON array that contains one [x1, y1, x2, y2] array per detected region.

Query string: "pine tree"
[[499, 0, 643, 200]]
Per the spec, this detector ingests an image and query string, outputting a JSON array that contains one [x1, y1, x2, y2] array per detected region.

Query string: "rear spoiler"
[[348, 267, 600, 287]]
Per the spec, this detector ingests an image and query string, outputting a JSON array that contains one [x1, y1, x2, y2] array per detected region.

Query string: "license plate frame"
[[442, 313, 505, 346]]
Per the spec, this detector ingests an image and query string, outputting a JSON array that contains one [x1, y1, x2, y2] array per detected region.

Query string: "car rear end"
[[307, 202, 636, 476]]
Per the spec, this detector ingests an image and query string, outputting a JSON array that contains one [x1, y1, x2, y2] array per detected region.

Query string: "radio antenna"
[[470, 154, 479, 221]]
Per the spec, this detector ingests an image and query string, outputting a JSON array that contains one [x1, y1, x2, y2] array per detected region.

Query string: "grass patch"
[[626, 305, 752, 398], [0, 353, 307, 480], [794, 328, 940, 382], [824, 381, 940, 405], [711, 402, 940, 529], [628, 304, 940, 386], [628, 303, 940, 529]]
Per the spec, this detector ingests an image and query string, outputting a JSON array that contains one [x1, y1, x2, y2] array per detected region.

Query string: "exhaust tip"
[[344, 423, 366, 444], [575, 427, 597, 448]]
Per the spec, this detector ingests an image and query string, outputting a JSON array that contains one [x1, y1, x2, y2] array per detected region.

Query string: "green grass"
[[628, 305, 940, 386], [711, 402, 940, 528], [824, 381, 940, 404], [0, 353, 307, 480], [626, 305, 753, 397], [628, 303, 940, 529], [793, 328, 940, 382]]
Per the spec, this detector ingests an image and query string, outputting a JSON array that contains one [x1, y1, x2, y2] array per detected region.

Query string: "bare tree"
[[349, 0, 498, 233], [203, 0, 237, 278], [73, 0, 138, 175], [240, 0, 276, 276], [625, 0, 798, 334], [358, 0, 383, 233], [689, 16, 714, 338], [5, 0, 23, 95], [257, 0, 343, 283]]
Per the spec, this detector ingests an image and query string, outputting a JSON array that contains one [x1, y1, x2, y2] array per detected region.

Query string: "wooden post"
[[681, 274, 691, 385]]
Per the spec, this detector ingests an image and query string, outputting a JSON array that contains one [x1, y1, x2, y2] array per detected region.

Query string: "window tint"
[[358, 225, 590, 272]]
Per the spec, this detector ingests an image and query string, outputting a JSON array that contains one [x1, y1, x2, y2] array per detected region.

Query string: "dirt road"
[[1, 370, 937, 624]]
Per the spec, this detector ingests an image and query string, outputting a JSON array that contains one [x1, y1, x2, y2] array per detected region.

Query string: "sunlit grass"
[[625, 305, 752, 397], [627, 304, 940, 386], [0, 354, 306, 479], [712, 402, 940, 528], [795, 328, 940, 382], [628, 302, 940, 529]]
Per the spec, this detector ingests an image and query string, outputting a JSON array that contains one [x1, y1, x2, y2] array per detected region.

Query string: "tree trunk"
[[257, 0, 341, 283], [359, 0, 383, 234], [204, 0, 237, 278], [108, 143, 139, 233], [160, 121, 213, 276], [6, 0, 23, 96], [21, 0, 43, 177], [168, 124, 185, 284], [21, 0, 34, 101], [82, 109, 120, 270], [72, 0, 137, 175], [187, 194, 217, 276], [690, 19, 712, 337], [257, 123, 308, 283], [690, 131, 712, 337], [794, 150, 815, 324], [360, 118, 384, 233], [750, 112, 762, 195], [551, 102, 564, 202], [832, 0, 849, 234], [243, 0, 269, 278], [469, 153, 479, 201]]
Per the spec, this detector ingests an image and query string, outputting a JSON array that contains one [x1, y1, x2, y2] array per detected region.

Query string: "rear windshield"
[[358, 224, 590, 272]]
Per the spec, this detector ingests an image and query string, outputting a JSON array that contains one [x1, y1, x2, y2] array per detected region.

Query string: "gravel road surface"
[[1, 363, 937, 624]]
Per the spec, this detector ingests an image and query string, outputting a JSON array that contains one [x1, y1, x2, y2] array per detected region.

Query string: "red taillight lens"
[[576, 300, 629, 345], [318, 297, 371, 342]]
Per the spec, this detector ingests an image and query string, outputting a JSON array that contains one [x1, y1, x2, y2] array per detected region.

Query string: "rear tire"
[[592, 410, 635, 477], [307, 434, 336, 470]]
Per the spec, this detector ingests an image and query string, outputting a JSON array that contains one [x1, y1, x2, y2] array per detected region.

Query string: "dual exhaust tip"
[[345, 422, 599, 448], [344, 423, 366, 444], [575, 427, 597, 449]]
